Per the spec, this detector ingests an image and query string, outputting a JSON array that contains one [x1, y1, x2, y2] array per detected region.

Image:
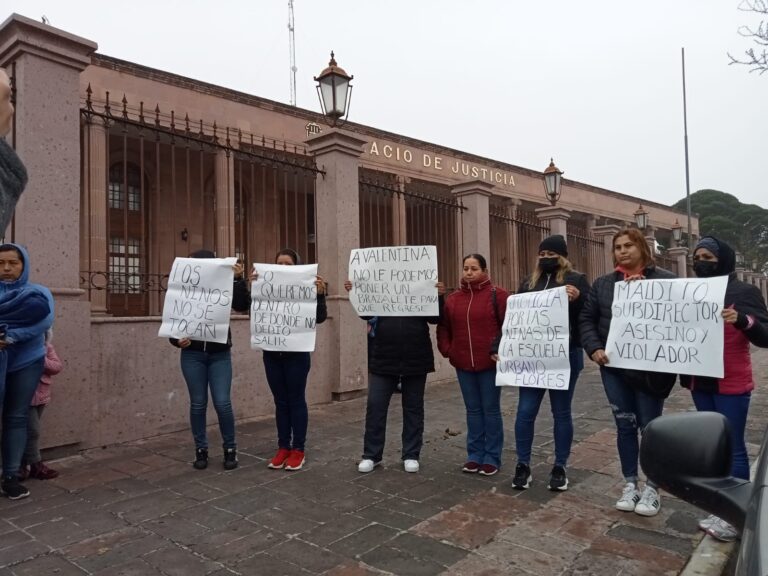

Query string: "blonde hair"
[[528, 255, 573, 289]]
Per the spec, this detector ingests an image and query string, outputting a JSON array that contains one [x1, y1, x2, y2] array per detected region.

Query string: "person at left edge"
[[169, 250, 250, 471], [0, 243, 54, 500], [253, 248, 327, 472]]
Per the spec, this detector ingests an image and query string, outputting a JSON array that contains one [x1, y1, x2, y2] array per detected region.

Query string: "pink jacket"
[[31, 343, 62, 406]]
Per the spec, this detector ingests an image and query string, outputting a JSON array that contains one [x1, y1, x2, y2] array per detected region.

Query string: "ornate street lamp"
[[671, 219, 683, 244], [634, 204, 649, 230], [314, 51, 353, 127], [543, 159, 563, 205]]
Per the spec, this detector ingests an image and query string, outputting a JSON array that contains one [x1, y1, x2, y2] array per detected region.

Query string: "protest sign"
[[250, 263, 319, 352], [158, 257, 237, 344], [495, 286, 571, 389], [348, 245, 438, 316], [605, 276, 728, 378]]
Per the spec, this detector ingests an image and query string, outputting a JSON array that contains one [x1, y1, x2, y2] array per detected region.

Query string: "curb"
[[680, 534, 736, 576]]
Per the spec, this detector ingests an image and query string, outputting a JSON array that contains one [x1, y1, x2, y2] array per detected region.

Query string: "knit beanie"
[[538, 235, 568, 257], [694, 237, 720, 259]]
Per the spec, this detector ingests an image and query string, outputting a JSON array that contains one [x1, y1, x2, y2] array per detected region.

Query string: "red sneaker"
[[462, 461, 480, 473], [284, 450, 305, 471], [478, 464, 498, 476], [29, 462, 59, 480], [17, 465, 30, 481], [268, 448, 292, 469]]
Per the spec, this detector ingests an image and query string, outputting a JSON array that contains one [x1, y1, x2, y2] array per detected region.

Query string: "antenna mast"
[[288, 0, 297, 106]]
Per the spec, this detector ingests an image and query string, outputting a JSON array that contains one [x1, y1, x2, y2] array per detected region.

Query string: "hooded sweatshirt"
[[0, 243, 55, 372], [680, 236, 768, 394], [0, 140, 28, 238]]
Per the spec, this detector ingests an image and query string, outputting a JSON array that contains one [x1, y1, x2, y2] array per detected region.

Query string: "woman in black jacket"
[[506, 235, 590, 493], [579, 228, 676, 517], [345, 280, 445, 474], [170, 250, 251, 471]]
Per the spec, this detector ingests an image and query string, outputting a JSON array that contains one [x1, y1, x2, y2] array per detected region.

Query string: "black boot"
[[223, 448, 238, 470], [193, 448, 208, 470]]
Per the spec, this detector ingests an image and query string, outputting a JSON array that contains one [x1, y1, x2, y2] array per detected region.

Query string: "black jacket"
[[367, 297, 443, 376], [579, 265, 677, 356], [170, 277, 252, 353], [517, 269, 590, 348]]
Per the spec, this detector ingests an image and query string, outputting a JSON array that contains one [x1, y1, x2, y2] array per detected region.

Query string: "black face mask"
[[693, 261, 720, 278], [539, 257, 560, 273]]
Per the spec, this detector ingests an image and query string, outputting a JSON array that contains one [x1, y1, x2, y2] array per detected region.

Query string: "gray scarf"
[[0, 138, 28, 239]]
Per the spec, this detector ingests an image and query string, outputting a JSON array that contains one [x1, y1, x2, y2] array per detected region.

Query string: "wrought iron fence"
[[489, 207, 550, 292], [80, 87, 320, 316], [568, 225, 606, 282]]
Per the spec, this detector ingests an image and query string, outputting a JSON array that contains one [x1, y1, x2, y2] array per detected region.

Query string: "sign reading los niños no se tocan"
[[366, 140, 517, 188]]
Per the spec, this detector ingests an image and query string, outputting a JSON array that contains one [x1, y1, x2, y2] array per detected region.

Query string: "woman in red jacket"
[[681, 236, 768, 542], [437, 254, 508, 475]]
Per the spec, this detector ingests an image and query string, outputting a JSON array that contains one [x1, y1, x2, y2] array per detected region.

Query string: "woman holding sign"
[[505, 235, 590, 492], [579, 228, 676, 517], [438, 254, 508, 476], [681, 236, 768, 541], [258, 249, 327, 472], [170, 250, 251, 471]]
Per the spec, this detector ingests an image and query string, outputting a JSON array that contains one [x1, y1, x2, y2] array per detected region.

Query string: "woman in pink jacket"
[[20, 331, 62, 480]]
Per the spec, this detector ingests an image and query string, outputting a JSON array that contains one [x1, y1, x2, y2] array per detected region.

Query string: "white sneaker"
[[634, 485, 661, 517], [403, 459, 419, 473], [698, 514, 718, 532], [357, 459, 380, 473], [615, 482, 640, 512], [705, 517, 739, 542]]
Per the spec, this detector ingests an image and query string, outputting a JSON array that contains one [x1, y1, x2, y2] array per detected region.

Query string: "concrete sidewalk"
[[1, 350, 766, 576]]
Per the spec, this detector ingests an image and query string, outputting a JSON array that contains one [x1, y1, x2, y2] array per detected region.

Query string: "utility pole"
[[682, 47, 692, 247], [288, 0, 297, 106]]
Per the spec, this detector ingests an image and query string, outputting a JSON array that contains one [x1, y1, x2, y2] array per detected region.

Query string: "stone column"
[[644, 226, 657, 254], [506, 198, 522, 290], [591, 224, 622, 272], [666, 246, 689, 278], [214, 149, 235, 257], [307, 130, 367, 400], [760, 276, 768, 304], [452, 180, 494, 258], [0, 14, 97, 447], [535, 205, 571, 238]]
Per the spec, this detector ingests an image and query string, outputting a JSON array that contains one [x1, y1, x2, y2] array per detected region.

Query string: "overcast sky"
[[12, 0, 768, 208]]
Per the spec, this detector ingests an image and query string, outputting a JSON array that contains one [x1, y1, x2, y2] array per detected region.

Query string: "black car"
[[640, 412, 767, 576]]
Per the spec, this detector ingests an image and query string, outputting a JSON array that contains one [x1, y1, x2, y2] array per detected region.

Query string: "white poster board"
[[158, 257, 237, 344], [495, 286, 571, 389], [348, 245, 439, 316], [250, 263, 319, 352], [605, 276, 728, 378]]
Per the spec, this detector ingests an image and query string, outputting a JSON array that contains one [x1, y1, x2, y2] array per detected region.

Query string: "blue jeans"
[[515, 348, 584, 468], [600, 366, 665, 482], [180, 349, 236, 450], [692, 390, 751, 480], [263, 351, 311, 451], [456, 368, 504, 468], [2, 358, 45, 478]]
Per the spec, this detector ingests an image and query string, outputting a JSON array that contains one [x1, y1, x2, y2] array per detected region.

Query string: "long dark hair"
[[275, 248, 300, 264]]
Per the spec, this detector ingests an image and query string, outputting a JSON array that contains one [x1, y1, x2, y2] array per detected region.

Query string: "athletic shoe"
[[615, 482, 640, 512], [698, 514, 718, 532], [547, 465, 568, 491], [634, 484, 661, 517], [478, 464, 498, 476], [223, 448, 238, 471], [462, 461, 480, 473], [268, 448, 291, 469], [705, 517, 739, 542], [358, 459, 381, 473], [193, 448, 208, 470], [403, 459, 419, 473], [1, 476, 30, 500], [29, 462, 59, 480], [284, 450, 305, 471], [512, 463, 532, 489]]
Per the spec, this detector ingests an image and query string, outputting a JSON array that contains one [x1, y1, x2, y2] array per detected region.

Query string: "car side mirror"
[[640, 412, 752, 531]]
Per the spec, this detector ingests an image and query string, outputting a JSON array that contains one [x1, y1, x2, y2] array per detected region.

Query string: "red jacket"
[[437, 276, 508, 372]]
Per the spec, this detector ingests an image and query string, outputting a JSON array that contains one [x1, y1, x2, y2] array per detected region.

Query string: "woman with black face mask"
[[682, 236, 768, 542], [495, 235, 590, 493]]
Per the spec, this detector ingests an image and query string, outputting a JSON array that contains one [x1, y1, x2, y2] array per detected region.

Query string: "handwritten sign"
[[495, 287, 571, 389], [348, 245, 438, 316], [605, 276, 728, 378], [158, 257, 237, 344], [250, 264, 319, 352]]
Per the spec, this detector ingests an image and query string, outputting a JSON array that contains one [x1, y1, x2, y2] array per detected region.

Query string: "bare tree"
[[729, 0, 768, 73]]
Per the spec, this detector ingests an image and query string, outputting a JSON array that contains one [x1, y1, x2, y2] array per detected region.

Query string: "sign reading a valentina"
[[605, 276, 728, 378], [496, 286, 571, 389], [348, 245, 439, 316], [158, 257, 237, 344], [250, 263, 319, 352]]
